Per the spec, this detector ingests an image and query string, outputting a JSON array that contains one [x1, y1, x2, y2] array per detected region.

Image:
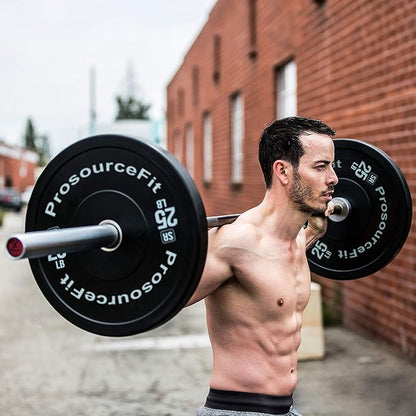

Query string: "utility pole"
[[89, 66, 97, 135]]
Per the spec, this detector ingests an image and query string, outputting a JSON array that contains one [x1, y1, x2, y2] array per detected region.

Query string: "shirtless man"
[[187, 117, 339, 416]]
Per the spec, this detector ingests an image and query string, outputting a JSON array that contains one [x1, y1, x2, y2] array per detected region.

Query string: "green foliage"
[[22, 118, 51, 166], [322, 303, 342, 326], [23, 118, 37, 151], [37, 134, 51, 167], [0, 208, 4, 227], [115, 96, 151, 120], [322, 282, 343, 326]]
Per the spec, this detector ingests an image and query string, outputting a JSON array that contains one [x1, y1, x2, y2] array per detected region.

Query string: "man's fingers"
[[325, 201, 335, 217]]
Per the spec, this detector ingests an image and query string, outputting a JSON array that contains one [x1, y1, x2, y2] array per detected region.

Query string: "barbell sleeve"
[[6, 221, 121, 260]]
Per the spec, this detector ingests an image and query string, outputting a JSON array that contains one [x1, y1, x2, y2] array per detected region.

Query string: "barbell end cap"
[[6, 236, 26, 260]]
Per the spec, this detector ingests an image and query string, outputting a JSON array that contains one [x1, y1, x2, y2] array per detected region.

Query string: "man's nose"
[[329, 166, 338, 186]]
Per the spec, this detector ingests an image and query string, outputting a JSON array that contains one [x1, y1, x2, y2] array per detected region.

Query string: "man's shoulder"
[[211, 215, 259, 254], [212, 211, 308, 254]]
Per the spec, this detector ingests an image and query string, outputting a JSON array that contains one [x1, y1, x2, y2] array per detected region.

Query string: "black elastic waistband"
[[205, 388, 293, 415]]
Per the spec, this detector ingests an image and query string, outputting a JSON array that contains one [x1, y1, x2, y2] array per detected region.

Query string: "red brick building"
[[166, 0, 416, 360], [0, 141, 38, 191]]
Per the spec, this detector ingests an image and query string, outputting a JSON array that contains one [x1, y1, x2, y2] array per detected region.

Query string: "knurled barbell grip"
[[206, 205, 347, 228], [207, 214, 240, 228], [6, 221, 121, 260]]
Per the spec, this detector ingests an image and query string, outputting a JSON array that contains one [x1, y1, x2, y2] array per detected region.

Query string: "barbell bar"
[[7, 206, 346, 260], [7, 205, 349, 260], [4, 134, 412, 336]]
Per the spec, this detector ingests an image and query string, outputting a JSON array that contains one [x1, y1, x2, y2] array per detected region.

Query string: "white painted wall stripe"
[[85, 334, 211, 352]]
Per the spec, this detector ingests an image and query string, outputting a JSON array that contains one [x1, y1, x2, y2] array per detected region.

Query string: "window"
[[192, 66, 199, 107], [276, 60, 297, 118], [213, 35, 221, 84], [248, 0, 257, 59], [177, 88, 185, 118], [173, 130, 182, 163], [185, 124, 194, 177], [203, 112, 213, 183], [167, 99, 175, 123], [231, 93, 244, 184]]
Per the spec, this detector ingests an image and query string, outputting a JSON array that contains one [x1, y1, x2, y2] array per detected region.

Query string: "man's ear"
[[272, 160, 290, 185]]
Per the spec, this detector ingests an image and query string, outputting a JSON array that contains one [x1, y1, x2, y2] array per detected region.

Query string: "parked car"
[[21, 185, 34, 205], [0, 188, 23, 212]]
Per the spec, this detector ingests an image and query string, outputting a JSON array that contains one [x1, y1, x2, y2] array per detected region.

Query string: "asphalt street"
[[1, 211, 416, 416]]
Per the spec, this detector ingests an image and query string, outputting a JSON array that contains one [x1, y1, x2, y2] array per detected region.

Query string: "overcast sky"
[[0, 0, 217, 155]]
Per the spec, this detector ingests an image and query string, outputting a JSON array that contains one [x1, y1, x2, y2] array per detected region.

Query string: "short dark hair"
[[258, 116, 335, 188]]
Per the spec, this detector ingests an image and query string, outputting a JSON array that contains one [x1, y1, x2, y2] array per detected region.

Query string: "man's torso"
[[205, 217, 311, 396]]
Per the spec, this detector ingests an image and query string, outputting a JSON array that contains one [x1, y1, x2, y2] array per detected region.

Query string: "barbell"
[[5, 135, 412, 336]]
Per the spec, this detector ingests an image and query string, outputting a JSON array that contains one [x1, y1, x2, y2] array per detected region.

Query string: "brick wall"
[[167, 0, 416, 360], [0, 143, 38, 191]]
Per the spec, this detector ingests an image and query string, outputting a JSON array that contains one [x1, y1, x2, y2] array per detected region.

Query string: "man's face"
[[290, 133, 338, 215]]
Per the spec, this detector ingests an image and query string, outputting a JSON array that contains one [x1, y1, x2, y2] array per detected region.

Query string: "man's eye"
[[316, 165, 326, 171]]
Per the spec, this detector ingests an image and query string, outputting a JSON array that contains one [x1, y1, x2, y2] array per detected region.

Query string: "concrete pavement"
[[1, 211, 416, 415]]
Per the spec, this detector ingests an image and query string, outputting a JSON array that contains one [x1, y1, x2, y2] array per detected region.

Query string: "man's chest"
[[232, 251, 311, 315]]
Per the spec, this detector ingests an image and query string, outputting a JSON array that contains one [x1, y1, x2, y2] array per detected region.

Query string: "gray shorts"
[[196, 405, 303, 416]]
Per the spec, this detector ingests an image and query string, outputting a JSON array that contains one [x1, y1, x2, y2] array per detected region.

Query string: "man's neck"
[[258, 190, 308, 241]]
